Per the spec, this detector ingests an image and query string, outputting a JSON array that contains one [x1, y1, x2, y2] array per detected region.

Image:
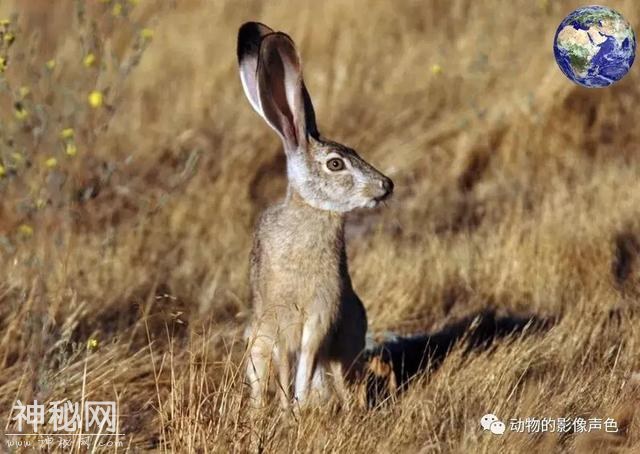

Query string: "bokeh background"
[[1, 0, 640, 451]]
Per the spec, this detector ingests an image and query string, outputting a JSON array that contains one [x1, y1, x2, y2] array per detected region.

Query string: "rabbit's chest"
[[258, 211, 344, 307], [265, 231, 340, 283]]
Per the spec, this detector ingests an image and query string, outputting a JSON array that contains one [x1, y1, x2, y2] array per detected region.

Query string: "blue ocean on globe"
[[553, 6, 636, 88]]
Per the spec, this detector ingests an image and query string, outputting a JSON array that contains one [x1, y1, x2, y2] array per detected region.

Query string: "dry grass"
[[1, 0, 640, 452]]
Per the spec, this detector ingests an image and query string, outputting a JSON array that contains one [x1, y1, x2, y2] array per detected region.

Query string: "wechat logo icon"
[[480, 413, 506, 435]]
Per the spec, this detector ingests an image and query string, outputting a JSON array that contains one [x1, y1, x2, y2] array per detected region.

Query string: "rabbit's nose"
[[380, 178, 394, 196]]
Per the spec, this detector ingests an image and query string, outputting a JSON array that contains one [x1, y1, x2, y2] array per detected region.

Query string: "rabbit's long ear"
[[237, 22, 274, 115], [257, 32, 319, 151]]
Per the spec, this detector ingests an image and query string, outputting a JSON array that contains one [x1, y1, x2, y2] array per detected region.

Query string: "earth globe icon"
[[553, 5, 636, 88]]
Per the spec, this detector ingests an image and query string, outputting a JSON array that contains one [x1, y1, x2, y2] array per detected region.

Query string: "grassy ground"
[[1, 0, 640, 452]]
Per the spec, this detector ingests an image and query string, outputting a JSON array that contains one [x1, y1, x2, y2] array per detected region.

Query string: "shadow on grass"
[[361, 309, 553, 406]]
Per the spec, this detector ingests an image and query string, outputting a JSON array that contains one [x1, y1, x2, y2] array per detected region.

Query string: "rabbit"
[[237, 22, 393, 408]]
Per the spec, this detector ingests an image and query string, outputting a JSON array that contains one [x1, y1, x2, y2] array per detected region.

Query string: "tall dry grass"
[[0, 0, 639, 452]]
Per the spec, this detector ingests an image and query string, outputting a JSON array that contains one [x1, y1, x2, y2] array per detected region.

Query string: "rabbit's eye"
[[326, 158, 345, 171]]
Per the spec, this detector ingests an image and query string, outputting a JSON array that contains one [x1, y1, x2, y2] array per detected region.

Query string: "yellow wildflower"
[[88, 90, 103, 108], [0, 164, 5, 177], [87, 338, 99, 350], [3, 32, 14, 45], [18, 224, 33, 237], [19, 86, 30, 98], [112, 3, 122, 16], [431, 64, 443, 75], [83, 53, 96, 67], [0, 57, 6, 73], [14, 106, 28, 121], [60, 128, 75, 139], [11, 152, 24, 164], [45, 59, 56, 70], [35, 198, 46, 209], [140, 28, 154, 40], [0, 19, 9, 27], [65, 143, 77, 156], [45, 157, 58, 168]]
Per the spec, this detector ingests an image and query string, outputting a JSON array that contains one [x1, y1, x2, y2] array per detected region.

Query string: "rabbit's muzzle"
[[376, 177, 394, 201]]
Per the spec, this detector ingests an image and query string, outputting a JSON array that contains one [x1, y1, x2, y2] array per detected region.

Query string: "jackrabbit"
[[237, 22, 393, 408]]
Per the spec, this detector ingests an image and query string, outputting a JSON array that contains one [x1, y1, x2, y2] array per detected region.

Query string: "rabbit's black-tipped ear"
[[257, 32, 319, 151], [237, 22, 274, 115]]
